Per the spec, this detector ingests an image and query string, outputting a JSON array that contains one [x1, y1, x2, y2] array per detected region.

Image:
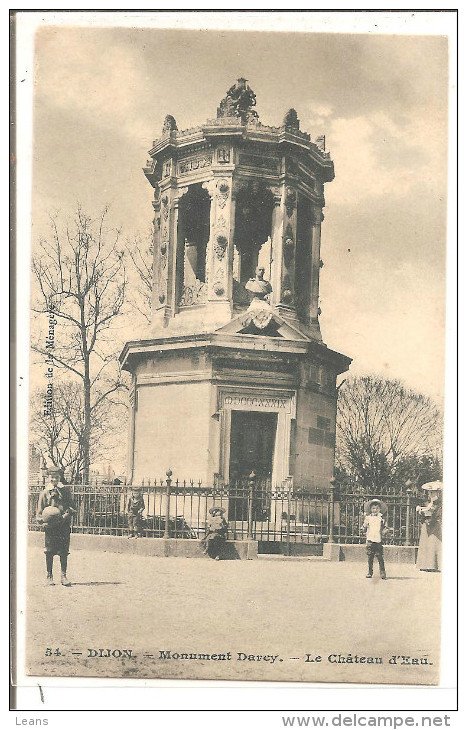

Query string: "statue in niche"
[[245, 266, 272, 300], [217, 78, 259, 124]]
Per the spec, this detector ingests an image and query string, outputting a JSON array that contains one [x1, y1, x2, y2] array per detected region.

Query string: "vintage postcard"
[[14, 10, 457, 695]]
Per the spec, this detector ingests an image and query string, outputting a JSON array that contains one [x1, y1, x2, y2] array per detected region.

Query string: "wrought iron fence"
[[28, 477, 424, 546]]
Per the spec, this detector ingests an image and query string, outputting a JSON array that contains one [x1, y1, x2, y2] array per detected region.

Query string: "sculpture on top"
[[162, 114, 178, 134], [283, 108, 300, 131], [217, 77, 259, 124]]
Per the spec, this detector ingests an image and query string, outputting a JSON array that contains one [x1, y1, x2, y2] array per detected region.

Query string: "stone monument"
[[120, 79, 351, 488]]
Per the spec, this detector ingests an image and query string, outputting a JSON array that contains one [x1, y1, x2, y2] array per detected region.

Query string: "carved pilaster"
[[204, 177, 234, 305], [151, 191, 163, 316], [154, 190, 171, 320], [270, 184, 298, 314]]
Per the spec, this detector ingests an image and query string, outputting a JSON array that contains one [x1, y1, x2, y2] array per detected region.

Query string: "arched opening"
[[233, 182, 274, 304], [178, 184, 211, 306]]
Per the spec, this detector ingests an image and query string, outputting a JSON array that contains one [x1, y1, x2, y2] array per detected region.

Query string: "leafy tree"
[[336, 375, 442, 491]]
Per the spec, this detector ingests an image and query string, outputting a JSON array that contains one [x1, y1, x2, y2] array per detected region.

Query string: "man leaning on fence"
[[36, 466, 77, 586]]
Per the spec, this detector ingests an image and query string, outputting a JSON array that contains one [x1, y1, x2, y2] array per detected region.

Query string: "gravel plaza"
[[26, 543, 440, 685]]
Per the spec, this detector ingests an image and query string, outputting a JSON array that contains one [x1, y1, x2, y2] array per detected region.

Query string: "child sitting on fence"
[[361, 498, 389, 580], [201, 507, 228, 560], [127, 486, 145, 539]]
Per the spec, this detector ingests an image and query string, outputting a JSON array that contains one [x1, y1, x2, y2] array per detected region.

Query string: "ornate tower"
[[120, 79, 351, 489]]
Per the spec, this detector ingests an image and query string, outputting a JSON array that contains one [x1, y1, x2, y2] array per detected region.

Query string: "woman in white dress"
[[416, 481, 442, 572]]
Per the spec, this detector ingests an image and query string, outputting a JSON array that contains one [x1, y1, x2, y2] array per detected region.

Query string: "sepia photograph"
[[13, 10, 456, 699]]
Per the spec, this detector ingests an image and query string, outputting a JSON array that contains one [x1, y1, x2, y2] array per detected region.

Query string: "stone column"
[[309, 205, 324, 322], [269, 188, 284, 307], [168, 186, 188, 318], [127, 378, 137, 483]]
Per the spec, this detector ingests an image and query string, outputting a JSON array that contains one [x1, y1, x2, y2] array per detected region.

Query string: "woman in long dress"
[[416, 482, 442, 572]]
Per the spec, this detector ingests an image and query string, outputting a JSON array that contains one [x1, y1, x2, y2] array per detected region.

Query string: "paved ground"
[[26, 545, 441, 685]]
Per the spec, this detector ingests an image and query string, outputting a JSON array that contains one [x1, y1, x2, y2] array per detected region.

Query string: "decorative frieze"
[[179, 154, 213, 175], [238, 153, 278, 171]]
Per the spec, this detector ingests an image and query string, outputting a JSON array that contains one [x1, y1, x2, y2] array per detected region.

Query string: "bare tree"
[[30, 380, 127, 483], [31, 207, 128, 482], [336, 376, 442, 490], [126, 230, 153, 323]]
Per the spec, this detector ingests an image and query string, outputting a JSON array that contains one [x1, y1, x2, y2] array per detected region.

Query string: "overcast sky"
[[30, 21, 449, 403]]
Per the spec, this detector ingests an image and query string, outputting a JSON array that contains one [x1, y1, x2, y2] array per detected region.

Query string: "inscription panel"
[[224, 395, 287, 409]]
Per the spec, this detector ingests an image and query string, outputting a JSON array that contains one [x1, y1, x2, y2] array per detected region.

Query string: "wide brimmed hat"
[[421, 481, 443, 491], [47, 465, 61, 474], [364, 498, 388, 515], [209, 506, 226, 515]]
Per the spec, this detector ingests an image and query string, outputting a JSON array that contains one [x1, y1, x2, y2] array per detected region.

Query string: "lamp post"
[[329, 477, 336, 544], [405, 479, 413, 546]]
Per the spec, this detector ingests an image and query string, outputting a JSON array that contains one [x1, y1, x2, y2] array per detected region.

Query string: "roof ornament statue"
[[283, 108, 300, 131], [162, 114, 178, 134], [217, 77, 259, 124]]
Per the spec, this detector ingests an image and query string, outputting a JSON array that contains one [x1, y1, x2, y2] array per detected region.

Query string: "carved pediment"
[[214, 310, 312, 341]]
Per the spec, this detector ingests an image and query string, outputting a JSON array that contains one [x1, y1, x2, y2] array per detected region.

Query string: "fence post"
[[328, 478, 336, 543], [164, 469, 172, 539], [405, 485, 412, 546], [285, 480, 292, 556], [247, 472, 255, 540]]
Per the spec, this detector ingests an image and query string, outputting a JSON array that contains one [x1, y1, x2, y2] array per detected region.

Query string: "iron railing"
[[28, 477, 425, 546]]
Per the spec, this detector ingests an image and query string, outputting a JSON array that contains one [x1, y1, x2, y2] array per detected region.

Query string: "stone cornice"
[[145, 122, 333, 178], [119, 332, 351, 374]]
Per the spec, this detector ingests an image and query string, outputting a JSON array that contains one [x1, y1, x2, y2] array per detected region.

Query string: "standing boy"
[[127, 486, 145, 538], [362, 498, 388, 580], [36, 466, 77, 586]]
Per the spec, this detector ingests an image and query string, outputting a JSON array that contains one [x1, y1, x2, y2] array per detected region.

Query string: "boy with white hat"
[[362, 498, 388, 580]]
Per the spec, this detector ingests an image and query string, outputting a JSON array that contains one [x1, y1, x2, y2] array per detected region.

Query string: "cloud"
[[34, 28, 154, 142], [325, 109, 446, 207]]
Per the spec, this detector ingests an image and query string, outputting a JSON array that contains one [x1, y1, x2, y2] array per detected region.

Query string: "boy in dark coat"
[[36, 467, 77, 586], [126, 486, 145, 538]]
